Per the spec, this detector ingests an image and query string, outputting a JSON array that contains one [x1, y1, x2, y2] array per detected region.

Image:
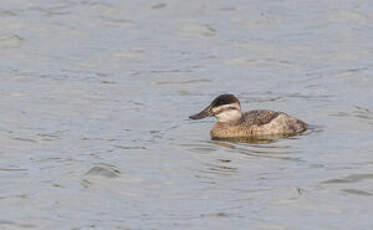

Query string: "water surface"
[[1, 0, 373, 229]]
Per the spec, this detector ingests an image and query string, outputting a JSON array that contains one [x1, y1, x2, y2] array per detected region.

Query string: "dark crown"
[[210, 94, 240, 108]]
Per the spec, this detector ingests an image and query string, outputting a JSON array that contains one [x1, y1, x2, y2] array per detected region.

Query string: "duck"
[[189, 94, 307, 139]]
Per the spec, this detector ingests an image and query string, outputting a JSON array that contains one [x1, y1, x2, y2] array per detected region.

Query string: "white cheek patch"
[[212, 103, 240, 114], [215, 109, 241, 122]]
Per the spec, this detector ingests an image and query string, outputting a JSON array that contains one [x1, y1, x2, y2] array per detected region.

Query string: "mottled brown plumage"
[[190, 94, 307, 139], [240, 110, 280, 126], [210, 110, 307, 139]]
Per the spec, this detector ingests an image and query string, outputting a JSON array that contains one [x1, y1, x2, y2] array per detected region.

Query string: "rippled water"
[[1, 0, 373, 229]]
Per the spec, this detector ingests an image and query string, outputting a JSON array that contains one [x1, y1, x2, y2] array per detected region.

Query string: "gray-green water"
[[1, 0, 373, 229]]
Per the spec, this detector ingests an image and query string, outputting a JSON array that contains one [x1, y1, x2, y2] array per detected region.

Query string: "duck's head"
[[189, 94, 242, 123]]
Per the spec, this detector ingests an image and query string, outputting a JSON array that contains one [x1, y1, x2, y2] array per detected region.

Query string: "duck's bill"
[[189, 106, 212, 120]]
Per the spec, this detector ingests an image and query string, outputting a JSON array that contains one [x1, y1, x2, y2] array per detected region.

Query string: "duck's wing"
[[242, 110, 281, 126]]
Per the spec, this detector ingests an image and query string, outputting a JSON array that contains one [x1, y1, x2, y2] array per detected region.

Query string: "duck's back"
[[243, 109, 307, 135], [211, 110, 307, 138], [241, 110, 281, 126]]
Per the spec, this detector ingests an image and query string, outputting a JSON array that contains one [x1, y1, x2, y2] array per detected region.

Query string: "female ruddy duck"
[[189, 94, 307, 139]]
